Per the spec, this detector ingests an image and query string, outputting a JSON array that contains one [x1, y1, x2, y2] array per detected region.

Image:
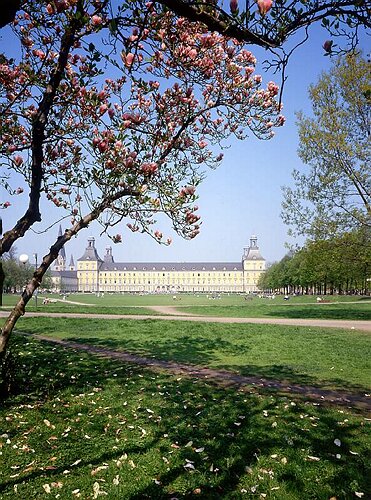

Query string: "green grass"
[[0, 295, 160, 315], [2, 293, 370, 320], [179, 302, 371, 320], [16, 317, 371, 392], [0, 334, 370, 499]]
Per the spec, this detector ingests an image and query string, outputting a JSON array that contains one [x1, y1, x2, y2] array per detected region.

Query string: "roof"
[[77, 238, 103, 262], [51, 270, 78, 278], [243, 248, 265, 261], [99, 262, 243, 272]]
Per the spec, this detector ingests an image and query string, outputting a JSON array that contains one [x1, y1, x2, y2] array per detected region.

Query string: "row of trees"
[[258, 230, 370, 295]]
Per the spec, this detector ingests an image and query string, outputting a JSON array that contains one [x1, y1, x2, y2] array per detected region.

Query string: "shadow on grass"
[[218, 363, 371, 395], [0, 334, 370, 499], [263, 306, 371, 321], [67, 334, 250, 366], [63, 334, 370, 395]]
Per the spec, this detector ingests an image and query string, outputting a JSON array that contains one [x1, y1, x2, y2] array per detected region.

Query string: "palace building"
[[52, 234, 266, 294]]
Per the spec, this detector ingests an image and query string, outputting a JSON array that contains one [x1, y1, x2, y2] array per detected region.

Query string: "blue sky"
[[1, 19, 367, 266]]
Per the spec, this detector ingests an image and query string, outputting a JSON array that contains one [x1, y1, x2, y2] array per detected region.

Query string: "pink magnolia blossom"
[[230, 0, 238, 14], [121, 52, 135, 68], [97, 141, 108, 153], [91, 15, 102, 26], [13, 155, 23, 166], [323, 40, 333, 53], [112, 234, 122, 243], [257, 0, 273, 16]]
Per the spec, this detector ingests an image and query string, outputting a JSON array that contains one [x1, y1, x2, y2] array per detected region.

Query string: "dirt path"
[[2, 309, 370, 331], [147, 305, 199, 316], [22, 333, 371, 411]]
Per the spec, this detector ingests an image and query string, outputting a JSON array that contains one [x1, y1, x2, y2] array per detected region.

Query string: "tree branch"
[[0, 186, 138, 355]]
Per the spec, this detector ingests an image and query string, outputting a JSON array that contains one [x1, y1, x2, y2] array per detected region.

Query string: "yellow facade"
[[75, 236, 266, 294]]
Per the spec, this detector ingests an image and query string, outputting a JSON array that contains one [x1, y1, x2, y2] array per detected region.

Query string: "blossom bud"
[[230, 0, 238, 13], [98, 141, 108, 153], [92, 15, 102, 26], [257, 0, 273, 16], [113, 234, 122, 243], [323, 40, 333, 53], [13, 155, 23, 166]]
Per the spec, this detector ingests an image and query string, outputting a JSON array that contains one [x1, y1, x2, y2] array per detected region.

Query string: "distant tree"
[[0, 1, 284, 355], [260, 230, 370, 294], [282, 53, 371, 239]]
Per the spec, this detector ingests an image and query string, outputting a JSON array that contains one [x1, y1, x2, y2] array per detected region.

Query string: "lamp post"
[[19, 253, 29, 295], [19, 253, 38, 309], [33, 253, 38, 309]]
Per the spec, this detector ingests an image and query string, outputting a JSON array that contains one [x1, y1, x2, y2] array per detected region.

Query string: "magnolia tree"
[[2, 0, 369, 53], [0, 0, 284, 354]]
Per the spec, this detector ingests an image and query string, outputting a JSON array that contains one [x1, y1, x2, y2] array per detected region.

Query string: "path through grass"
[[17, 317, 371, 392]]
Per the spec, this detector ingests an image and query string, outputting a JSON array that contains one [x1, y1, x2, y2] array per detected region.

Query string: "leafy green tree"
[[259, 230, 370, 294], [282, 53, 370, 239], [2, 256, 32, 293]]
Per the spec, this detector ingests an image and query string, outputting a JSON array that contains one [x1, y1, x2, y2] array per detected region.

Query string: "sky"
[[1, 15, 368, 266]]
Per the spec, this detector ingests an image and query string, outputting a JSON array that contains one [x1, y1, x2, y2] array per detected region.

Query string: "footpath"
[[18, 331, 371, 412]]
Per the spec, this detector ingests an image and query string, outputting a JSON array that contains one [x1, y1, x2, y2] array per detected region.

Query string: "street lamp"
[[19, 254, 29, 296], [19, 253, 38, 309], [33, 253, 38, 309], [19, 253, 29, 265]]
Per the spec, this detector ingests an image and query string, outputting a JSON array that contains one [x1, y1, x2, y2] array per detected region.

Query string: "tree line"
[[258, 229, 370, 295]]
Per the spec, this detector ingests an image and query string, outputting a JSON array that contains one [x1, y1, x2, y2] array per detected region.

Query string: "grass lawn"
[[0, 334, 370, 499], [178, 302, 371, 320], [16, 317, 371, 392], [2, 293, 370, 320]]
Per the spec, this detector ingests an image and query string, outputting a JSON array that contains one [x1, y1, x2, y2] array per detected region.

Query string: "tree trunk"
[[0, 261, 4, 306]]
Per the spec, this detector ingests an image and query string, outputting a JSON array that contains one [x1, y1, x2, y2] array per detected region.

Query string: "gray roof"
[[99, 262, 243, 272], [77, 238, 103, 262], [244, 248, 265, 261]]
